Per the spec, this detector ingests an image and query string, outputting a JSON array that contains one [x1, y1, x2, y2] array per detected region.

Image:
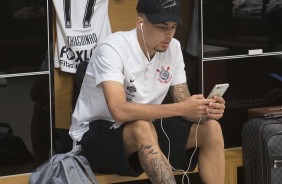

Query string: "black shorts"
[[80, 117, 199, 177]]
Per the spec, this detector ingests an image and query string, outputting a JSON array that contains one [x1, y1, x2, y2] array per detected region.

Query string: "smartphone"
[[207, 83, 229, 99]]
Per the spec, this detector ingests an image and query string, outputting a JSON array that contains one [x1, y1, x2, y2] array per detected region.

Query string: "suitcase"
[[242, 115, 282, 184], [220, 99, 268, 148]]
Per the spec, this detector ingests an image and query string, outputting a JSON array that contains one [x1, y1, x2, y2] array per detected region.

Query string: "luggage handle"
[[261, 112, 282, 119]]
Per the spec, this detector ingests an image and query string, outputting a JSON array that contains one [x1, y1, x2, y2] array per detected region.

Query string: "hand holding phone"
[[207, 83, 229, 99]]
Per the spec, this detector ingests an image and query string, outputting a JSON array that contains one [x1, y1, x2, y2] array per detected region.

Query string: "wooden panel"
[[0, 174, 30, 184], [109, 0, 138, 32], [224, 147, 243, 184], [54, 68, 74, 128]]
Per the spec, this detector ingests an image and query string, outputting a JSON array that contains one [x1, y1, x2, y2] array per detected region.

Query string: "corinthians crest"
[[156, 66, 172, 84]]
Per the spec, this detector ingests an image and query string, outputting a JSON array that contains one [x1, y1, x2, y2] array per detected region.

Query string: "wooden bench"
[[95, 169, 197, 184], [95, 147, 243, 184], [224, 147, 243, 184], [0, 147, 243, 184]]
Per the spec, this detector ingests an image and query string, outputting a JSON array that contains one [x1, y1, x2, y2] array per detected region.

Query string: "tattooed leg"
[[138, 145, 176, 184]]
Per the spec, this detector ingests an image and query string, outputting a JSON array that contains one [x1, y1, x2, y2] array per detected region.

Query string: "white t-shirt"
[[70, 29, 187, 141], [53, 0, 111, 73]]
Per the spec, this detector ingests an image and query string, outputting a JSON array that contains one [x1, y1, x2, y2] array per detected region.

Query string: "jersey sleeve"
[[92, 43, 125, 86], [170, 41, 187, 86]]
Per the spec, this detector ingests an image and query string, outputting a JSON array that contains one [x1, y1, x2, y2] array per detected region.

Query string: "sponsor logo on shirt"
[[126, 85, 136, 102], [58, 44, 97, 69]]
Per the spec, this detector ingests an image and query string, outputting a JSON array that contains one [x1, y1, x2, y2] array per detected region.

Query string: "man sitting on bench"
[[70, 0, 226, 183]]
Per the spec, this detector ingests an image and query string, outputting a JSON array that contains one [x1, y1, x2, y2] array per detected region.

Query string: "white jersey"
[[70, 29, 187, 141], [53, 0, 111, 73]]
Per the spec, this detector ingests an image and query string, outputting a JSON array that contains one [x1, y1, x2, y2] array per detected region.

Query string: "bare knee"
[[124, 120, 158, 148], [198, 120, 224, 148]]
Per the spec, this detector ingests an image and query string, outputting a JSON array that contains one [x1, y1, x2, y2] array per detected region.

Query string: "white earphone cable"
[[160, 117, 202, 184], [156, 95, 202, 184], [140, 24, 151, 61]]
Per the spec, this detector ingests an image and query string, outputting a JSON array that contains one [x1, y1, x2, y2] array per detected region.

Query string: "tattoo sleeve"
[[170, 83, 190, 103], [138, 145, 176, 184]]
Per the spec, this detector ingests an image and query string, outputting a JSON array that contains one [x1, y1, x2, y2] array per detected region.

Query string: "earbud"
[[140, 23, 144, 31]]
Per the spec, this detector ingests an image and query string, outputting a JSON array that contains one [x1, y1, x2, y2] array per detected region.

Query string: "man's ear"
[[136, 17, 144, 30]]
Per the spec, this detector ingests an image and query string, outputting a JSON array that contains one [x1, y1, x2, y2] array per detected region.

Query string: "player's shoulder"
[[170, 38, 181, 48], [101, 29, 135, 47]]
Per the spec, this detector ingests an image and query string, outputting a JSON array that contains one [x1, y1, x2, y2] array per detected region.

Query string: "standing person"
[[70, 0, 226, 183]]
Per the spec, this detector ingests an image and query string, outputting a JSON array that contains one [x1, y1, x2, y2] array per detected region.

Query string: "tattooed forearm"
[[138, 145, 176, 184], [170, 83, 190, 103]]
